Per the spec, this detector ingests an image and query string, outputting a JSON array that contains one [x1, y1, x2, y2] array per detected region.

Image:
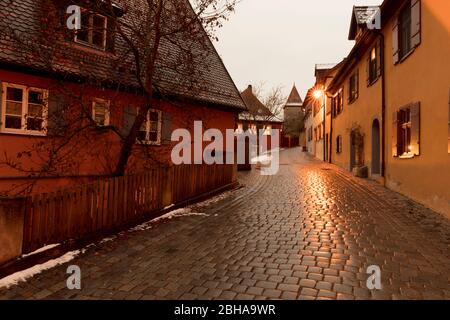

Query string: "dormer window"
[[75, 9, 108, 50]]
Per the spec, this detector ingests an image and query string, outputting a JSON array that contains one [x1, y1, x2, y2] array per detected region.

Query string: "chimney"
[[248, 85, 252, 92]]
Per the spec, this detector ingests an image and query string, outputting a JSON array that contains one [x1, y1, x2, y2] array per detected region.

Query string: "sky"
[[213, 0, 382, 100]]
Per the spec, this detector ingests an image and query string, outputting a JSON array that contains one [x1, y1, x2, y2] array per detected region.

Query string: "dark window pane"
[[6, 101, 22, 115], [27, 118, 43, 131], [92, 15, 106, 47], [149, 111, 159, 122], [149, 132, 158, 142], [77, 13, 90, 42], [6, 87, 23, 102], [5, 116, 22, 129], [28, 90, 44, 104], [137, 131, 147, 142]]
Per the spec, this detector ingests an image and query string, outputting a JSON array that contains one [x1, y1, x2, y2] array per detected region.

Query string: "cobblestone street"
[[1, 148, 449, 300]]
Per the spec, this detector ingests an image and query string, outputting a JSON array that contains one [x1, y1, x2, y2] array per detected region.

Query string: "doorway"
[[371, 119, 381, 175]]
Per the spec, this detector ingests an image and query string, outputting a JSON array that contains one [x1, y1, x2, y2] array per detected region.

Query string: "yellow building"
[[327, 0, 450, 216]]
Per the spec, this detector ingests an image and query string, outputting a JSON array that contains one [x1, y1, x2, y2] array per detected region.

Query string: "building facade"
[[325, 0, 450, 216], [0, 0, 246, 195]]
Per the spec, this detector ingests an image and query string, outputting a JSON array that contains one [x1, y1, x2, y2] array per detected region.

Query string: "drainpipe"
[[323, 93, 327, 162], [329, 93, 333, 163], [378, 32, 386, 180]]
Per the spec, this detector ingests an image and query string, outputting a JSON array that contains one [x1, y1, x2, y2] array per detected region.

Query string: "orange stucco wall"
[[329, 0, 450, 216], [383, 0, 450, 216]]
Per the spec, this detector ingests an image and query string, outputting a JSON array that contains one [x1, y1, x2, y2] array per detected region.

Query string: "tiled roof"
[[0, 0, 246, 111], [240, 85, 273, 118], [285, 85, 303, 107]]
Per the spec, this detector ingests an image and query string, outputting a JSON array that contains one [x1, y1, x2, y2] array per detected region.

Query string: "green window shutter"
[[392, 17, 400, 64], [161, 112, 172, 145], [122, 106, 137, 138], [410, 102, 421, 156], [47, 92, 69, 136], [366, 55, 371, 86], [411, 0, 421, 48], [376, 39, 383, 78], [392, 111, 399, 157]]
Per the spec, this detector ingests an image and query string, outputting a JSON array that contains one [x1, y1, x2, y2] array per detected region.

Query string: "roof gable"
[[349, 6, 380, 40], [285, 85, 303, 107], [240, 85, 273, 118]]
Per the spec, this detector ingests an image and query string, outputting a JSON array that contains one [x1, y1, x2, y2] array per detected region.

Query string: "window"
[[348, 70, 359, 103], [367, 41, 381, 85], [393, 0, 421, 64], [399, 108, 412, 155], [75, 9, 108, 49], [399, 3, 412, 59], [1, 83, 47, 135], [393, 102, 420, 158], [92, 99, 110, 126], [137, 109, 162, 145], [336, 136, 343, 154], [332, 89, 344, 117]]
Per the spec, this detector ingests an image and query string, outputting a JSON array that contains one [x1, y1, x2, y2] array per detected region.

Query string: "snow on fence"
[[16, 163, 235, 255]]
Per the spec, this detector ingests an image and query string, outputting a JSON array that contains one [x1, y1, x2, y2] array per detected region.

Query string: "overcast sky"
[[213, 0, 382, 100]]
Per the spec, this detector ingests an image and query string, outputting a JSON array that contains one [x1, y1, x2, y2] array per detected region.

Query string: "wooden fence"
[[21, 163, 236, 254]]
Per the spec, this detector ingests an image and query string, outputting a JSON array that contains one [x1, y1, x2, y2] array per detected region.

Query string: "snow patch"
[[0, 250, 81, 289], [21, 244, 60, 258], [129, 208, 209, 232]]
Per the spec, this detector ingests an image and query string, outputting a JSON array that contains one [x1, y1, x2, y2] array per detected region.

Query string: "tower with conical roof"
[[282, 84, 305, 147]]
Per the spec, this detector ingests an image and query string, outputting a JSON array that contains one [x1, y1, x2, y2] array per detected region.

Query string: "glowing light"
[[313, 90, 323, 99]]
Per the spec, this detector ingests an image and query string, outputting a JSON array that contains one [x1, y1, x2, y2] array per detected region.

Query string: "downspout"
[[323, 93, 327, 162], [329, 93, 333, 163], [378, 32, 386, 181]]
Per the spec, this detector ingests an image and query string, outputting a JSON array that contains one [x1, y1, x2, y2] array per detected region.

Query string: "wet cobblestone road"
[[1, 148, 449, 300]]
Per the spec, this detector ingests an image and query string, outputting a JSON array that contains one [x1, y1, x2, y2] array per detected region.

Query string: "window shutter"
[[392, 18, 400, 64], [161, 112, 172, 145], [376, 40, 382, 77], [366, 56, 371, 86], [356, 69, 359, 99], [411, 0, 421, 48], [392, 111, 399, 157], [410, 102, 421, 156], [47, 92, 69, 136], [122, 106, 137, 138]]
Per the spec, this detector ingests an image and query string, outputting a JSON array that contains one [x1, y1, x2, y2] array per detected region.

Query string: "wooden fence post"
[[0, 197, 27, 265]]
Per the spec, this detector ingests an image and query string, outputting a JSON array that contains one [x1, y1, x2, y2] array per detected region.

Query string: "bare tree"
[[252, 82, 285, 122], [0, 0, 238, 194]]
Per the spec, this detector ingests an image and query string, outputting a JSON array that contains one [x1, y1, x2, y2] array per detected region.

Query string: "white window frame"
[[137, 108, 162, 145], [1, 82, 48, 136], [74, 10, 108, 50], [92, 98, 110, 127]]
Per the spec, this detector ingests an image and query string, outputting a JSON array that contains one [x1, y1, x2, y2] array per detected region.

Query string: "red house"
[[0, 0, 246, 195]]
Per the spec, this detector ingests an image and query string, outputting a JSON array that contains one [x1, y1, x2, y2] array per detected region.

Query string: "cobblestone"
[[0, 148, 449, 300]]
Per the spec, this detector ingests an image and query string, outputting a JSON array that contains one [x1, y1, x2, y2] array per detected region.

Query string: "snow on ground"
[[129, 208, 209, 232], [21, 244, 60, 258], [0, 189, 236, 289], [0, 250, 82, 289]]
